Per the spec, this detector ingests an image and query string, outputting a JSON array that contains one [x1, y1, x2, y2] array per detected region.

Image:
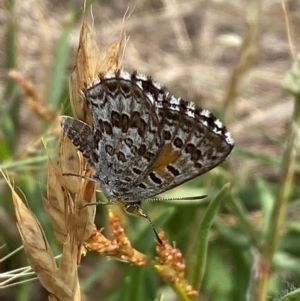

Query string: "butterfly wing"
[[63, 70, 234, 202], [82, 70, 165, 199], [129, 97, 233, 199], [60, 116, 95, 166], [117, 75, 234, 200]]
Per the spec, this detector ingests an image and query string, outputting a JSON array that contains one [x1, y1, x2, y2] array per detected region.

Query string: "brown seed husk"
[[7, 16, 127, 301], [45, 20, 126, 248], [4, 173, 80, 301], [69, 20, 126, 123]]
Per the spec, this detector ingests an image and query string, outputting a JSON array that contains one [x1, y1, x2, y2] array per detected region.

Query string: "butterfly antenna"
[[124, 203, 163, 245], [142, 209, 163, 245], [145, 195, 207, 203], [142, 211, 163, 245]]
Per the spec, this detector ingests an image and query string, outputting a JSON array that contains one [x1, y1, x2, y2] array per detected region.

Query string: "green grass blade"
[[279, 288, 300, 301], [188, 183, 230, 292]]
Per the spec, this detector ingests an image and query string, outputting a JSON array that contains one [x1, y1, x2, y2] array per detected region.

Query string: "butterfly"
[[60, 69, 234, 243]]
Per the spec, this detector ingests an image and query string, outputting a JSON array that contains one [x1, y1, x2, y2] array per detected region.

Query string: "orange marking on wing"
[[152, 144, 180, 175]]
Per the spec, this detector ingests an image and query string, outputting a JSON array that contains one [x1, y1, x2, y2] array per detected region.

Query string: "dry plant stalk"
[[42, 20, 126, 300], [69, 21, 126, 122], [45, 20, 126, 249], [223, 0, 261, 124], [3, 172, 80, 301], [8, 70, 57, 123], [4, 20, 126, 301]]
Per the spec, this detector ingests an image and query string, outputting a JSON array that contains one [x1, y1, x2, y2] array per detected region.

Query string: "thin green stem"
[[255, 59, 300, 301], [226, 196, 261, 250]]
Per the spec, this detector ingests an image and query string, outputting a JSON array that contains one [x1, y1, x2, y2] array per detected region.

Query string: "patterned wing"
[[70, 70, 233, 202], [114, 72, 234, 201], [60, 116, 95, 165], [82, 70, 165, 199]]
